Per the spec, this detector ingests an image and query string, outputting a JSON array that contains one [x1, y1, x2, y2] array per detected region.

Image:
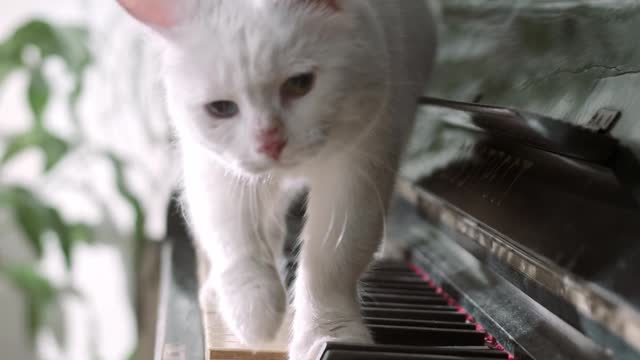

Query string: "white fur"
[[117, 0, 436, 358]]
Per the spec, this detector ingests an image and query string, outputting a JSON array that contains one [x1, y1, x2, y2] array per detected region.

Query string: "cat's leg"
[[261, 183, 302, 284], [289, 150, 399, 360], [184, 159, 287, 345]]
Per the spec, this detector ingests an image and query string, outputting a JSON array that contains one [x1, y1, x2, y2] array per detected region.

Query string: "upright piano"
[[154, 2, 640, 359]]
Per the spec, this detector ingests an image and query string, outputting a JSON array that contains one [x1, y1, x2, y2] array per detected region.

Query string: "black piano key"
[[361, 302, 456, 311], [320, 343, 509, 359], [364, 317, 477, 330], [369, 324, 486, 346], [368, 262, 411, 271], [368, 264, 416, 270], [368, 266, 416, 272], [292, 260, 510, 358], [361, 281, 438, 291], [366, 272, 422, 279], [360, 281, 441, 296], [362, 308, 467, 322], [322, 349, 500, 360], [361, 292, 446, 305], [362, 274, 427, 283], [360, 278, 436, 292], [366, 269, 420, 276], [362, 286, 444, 300]]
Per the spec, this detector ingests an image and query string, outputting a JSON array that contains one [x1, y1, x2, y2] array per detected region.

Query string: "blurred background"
[[0, 1, 176, 359]]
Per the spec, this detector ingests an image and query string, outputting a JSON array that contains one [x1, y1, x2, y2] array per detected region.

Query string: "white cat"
[[115, 1, 436, 359]]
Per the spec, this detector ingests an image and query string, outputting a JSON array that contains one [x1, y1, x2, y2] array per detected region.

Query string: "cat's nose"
[[256, 127, 287, 160], [256, 127, 282, 142], [258, 140, 287, 160]]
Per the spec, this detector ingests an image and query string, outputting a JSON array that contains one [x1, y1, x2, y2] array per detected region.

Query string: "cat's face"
[[164, 3, 354, 175], [120, 1, 371, 176]]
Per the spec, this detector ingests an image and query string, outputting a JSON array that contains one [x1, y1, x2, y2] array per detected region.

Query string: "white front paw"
[[215, 260, 287, 346], [289, 316, 372, 360]]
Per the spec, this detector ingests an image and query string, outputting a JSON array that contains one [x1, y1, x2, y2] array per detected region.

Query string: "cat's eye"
[[281, 73, 315, 99], [205, 100, 239, 119]]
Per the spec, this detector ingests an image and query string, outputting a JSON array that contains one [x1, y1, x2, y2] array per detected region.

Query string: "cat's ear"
[[116, 0, 197, 29]]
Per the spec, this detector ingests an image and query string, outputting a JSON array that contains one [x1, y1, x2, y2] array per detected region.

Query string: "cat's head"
[[118, 0, 387, 176]]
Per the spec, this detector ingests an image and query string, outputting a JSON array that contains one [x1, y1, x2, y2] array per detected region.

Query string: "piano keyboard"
[[204, 260, 511, 360]]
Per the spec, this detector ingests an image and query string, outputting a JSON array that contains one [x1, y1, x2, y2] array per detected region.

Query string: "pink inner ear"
[[117, 0, 177, 28]]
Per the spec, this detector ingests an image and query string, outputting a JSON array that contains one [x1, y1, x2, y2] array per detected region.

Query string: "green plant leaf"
[[0, 186, 27, 205], [0, 25, 25, 72], [68, 78, 84, 129], [127, 346, 138, 360], [0, 57, 21, 84], [14, 203, 49, 257], [1, 130, 69, 171], [106, 154, 147, 269], [52, 26, 92, 76], [40, 133, 69, 171], [0, 187, 49, 256], [5, 21, 57, 60], [0, 20, 91, 74], [69, 223, 94, 245], [47, 208, 73, 268], [0, 264, 57, 338], [44, 209, 94, 269], [28, 66, 49, 125], [0, 186, 92, 265], [0, 36, 21, 83], [0, 20, 84, 168], [1, 132, 41, 164], [2, 19, 90, 67]]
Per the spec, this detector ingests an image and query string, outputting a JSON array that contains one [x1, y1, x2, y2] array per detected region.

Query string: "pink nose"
[[259, 140, 286, 160], [256, 127, 286, 160]]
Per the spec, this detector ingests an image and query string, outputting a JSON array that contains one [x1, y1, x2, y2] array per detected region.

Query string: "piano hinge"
[[584, 108, 621, 134]]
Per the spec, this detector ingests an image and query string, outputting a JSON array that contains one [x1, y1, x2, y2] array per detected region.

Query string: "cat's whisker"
[[348, 147, 397, 174], [334, 210, 349, 251], [354, 166, 389, 251], [320, 207, 337, 247], [338, 113, 385, 156], [254, 184, 274, 261], [248, 181, 263, 251], [271, 185, 289, 236], [249, 181, 272, 262], [265, 190, 285, 236]]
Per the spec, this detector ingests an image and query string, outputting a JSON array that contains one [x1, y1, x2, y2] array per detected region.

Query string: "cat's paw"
[[215, 260, 287, 346], [289, 318, 372, 360]]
